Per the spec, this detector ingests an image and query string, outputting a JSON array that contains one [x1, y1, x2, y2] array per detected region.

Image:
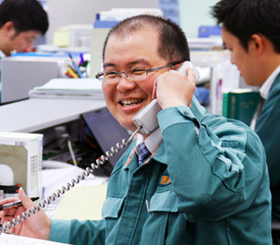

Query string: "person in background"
[[212, 0, 280, 242], [0, 0, 48, 102], [0, 0, 48, 57], [0, 14, 272, 244]]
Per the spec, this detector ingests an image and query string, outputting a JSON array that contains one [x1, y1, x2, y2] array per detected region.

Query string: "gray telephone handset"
[[132, 61, 200, 134]]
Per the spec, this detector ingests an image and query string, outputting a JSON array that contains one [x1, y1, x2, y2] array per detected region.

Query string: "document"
[[0, 233, 72, 245], [29, 78, 104, 100], [52, 184, 107, 221]]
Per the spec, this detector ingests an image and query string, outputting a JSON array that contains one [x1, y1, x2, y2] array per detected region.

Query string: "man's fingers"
[[186, 67, 197, 85], [18, 188, 36, 209]]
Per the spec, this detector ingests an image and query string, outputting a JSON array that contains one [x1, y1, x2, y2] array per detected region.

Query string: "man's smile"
[[120, 99, 144, 107]]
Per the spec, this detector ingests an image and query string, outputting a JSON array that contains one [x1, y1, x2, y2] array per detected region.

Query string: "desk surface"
[[0, 98, 106, 132]]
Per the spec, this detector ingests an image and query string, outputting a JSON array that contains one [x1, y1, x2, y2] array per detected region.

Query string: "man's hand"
[[153, 67, 196, 109], [0, 188, 51, 240]]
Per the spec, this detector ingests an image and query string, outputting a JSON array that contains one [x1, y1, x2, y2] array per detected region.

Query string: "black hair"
[[211, 0, 280, 53], [102, 14, 190, 63], [0, 0, 49, 35]]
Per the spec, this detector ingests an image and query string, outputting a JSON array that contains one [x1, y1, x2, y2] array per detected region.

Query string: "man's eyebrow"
[[103, 59, 151, 70], [128, 59, 151, 66], [103, 63, 116, 69]]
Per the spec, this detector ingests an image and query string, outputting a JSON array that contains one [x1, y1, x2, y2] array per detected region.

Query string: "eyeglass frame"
[[95, 61, 183, 83]]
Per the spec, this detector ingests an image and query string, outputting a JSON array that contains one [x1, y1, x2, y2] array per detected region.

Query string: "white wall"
[[179, 0, 220, 38], [46, 0, 159, 44]]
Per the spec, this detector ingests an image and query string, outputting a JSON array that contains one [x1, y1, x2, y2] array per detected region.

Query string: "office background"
[[0, 0, 258, 230], [45, 0, 219, 45]]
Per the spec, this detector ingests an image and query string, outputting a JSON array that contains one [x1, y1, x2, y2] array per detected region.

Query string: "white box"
[[0, 132, 43, 198], [99, 8, 163, 21]]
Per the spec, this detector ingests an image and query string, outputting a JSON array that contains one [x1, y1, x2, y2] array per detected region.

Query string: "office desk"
[[42, 162, 108, 220], [0, 98, 106, 132]]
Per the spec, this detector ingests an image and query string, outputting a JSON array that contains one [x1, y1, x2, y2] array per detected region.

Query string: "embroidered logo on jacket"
[[159, 175, 171, 186]]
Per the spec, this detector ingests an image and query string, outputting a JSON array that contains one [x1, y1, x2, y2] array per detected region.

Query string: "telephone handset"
[[0, 62, 200, 234], [132, 61, 200, 134]]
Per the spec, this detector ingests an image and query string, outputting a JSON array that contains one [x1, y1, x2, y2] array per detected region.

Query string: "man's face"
[[102, 28, 168, 133], [222, 26, 263, 86], [4, 30, 39, 56]]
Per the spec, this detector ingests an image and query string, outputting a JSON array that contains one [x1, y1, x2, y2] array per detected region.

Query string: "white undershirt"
[[136, 128, 163, 155]]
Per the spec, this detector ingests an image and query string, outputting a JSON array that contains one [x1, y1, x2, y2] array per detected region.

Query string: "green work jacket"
[[50, 100, 272, 244]]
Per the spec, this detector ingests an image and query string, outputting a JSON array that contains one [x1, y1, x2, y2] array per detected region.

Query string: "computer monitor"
[[81, 107, 130, 175], [1, 56, 65, 104]]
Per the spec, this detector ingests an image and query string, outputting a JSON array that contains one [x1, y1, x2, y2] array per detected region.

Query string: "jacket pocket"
[[149, 188, 178, 213], [102, 196, 126, 235], [140, 189, 186, 245], [102, 196, 126, 218]]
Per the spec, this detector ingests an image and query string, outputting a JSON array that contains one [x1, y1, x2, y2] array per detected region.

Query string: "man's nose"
[[116, 75, 136, 92], [23, 42, 34, 53]]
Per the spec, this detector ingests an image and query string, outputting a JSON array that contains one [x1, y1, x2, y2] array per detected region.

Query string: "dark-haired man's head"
[[0, 0, 49, 56]]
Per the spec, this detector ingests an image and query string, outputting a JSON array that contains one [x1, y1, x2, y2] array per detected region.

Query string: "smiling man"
[[212, 0, 280, 231], [99, 25, 191, 135], [0, 15, 272, 245], [0, 0, 48, 57]]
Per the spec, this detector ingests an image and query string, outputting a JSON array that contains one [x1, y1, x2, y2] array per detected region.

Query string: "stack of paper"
[[0, 233, 72, 245], [188, 38, 224, 51], [29, 78, 103, 100]]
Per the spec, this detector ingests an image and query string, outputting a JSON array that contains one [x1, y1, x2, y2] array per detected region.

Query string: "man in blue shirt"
[[0, 0, 48, 102], [0, 0, 48, 57]]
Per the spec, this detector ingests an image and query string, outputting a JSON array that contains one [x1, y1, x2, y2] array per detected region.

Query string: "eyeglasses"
[[95, 62, 181, 83]]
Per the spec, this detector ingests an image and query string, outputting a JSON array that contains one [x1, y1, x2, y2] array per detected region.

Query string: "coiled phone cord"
[[0, 127, 142, 233]]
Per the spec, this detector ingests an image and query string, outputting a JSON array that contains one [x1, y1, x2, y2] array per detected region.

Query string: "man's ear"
[[2, 21, 16, 37], [251, 34, 264, 55]]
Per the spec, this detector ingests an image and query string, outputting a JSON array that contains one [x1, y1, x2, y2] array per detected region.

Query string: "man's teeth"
[[121, 99, 142, 106]]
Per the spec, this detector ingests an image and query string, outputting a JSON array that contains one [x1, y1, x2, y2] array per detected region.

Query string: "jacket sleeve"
[[157, 98, 269, 222], [50, 219, 105, 245]]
